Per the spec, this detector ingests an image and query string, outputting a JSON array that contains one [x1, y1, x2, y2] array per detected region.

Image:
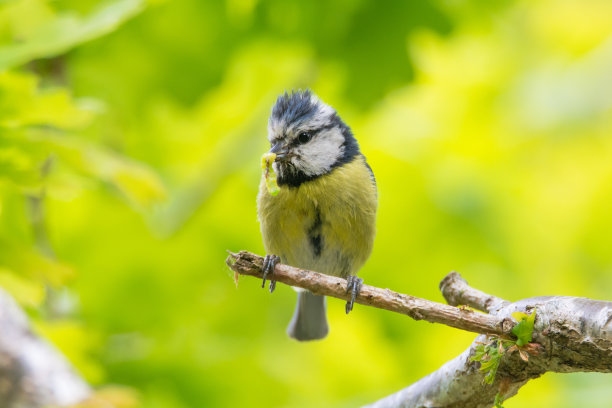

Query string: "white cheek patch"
[[293, 128, 345, 176]]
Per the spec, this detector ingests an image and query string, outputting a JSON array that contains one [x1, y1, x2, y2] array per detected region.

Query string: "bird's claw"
[[262, 254, 280, 293], [345, 276, 363, 314]]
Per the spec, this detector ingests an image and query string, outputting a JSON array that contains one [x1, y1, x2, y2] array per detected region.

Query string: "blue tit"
[[257, 89, 377, 341]]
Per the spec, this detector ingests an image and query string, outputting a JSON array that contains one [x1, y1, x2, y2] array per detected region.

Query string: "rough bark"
[[0, 287, 90, 408], [226, 250, 612, 408], [369, 284, 612, 407]]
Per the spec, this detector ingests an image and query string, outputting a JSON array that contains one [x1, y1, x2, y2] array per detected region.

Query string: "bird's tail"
[[286, 291, 329, 341]]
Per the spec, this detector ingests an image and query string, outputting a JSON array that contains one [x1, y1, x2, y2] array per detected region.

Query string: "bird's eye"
[[297, 132, 312, 144]]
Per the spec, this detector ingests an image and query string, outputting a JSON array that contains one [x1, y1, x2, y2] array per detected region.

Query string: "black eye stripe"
[[289, 131, 312, 147], [284, 124, 335, 148], [295, 126, 326, 144]]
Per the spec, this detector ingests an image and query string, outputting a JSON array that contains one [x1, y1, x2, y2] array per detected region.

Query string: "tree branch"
[[227, 250, 612, 408], [0, 287, 90, 407], [367, 294, 612, 408], [227, 251, 515, 338], [440, 271, 510, 313]]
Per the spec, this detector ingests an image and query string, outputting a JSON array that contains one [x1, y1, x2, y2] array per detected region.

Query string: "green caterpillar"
[[261, 152, 280, 196]]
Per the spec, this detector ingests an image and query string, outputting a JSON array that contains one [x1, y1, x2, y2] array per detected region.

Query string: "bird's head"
[[267, 89, 360, 187]]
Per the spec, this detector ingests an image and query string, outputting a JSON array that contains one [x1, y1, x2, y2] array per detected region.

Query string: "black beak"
[[270, 142, 289, 159]]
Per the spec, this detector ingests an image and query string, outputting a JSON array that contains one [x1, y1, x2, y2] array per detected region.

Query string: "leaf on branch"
[[494, 392, 505, 408], [511, 309, 536, 347], [471, 340, 506, 385], [470, 309, 538, 383]]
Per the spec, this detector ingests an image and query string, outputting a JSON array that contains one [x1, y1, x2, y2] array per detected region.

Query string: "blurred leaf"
[[0, 0, 145, 70], [0, 68, 165, 208], [0, 267, 45, 307], [57, 137, 167, 210], [35, 319, 105, 383], [112, 164, 167, 210], [0, 146, 42, 188], [0, 71, 96, 129], [71, 385, 140, 408], [0, 242, 75, 286], [0, 246, 75, 287], [10, 130, 168, 209]]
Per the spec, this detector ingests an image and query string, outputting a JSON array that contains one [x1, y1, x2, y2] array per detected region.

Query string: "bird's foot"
[[345, 276, 363, 314], [262, 254, 280, 293]]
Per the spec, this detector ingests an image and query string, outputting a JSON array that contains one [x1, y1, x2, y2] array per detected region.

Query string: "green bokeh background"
[[1, 0, 612, 406]]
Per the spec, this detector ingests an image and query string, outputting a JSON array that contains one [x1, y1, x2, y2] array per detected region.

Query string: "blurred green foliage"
[[1, 0, 612, 407]]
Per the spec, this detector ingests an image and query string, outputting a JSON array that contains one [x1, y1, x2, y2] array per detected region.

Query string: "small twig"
[[226, 251, 515, 338], [440, 271, 510, 313]]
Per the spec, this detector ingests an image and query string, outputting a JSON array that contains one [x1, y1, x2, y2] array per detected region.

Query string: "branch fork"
[[226, 250, 612, 408]]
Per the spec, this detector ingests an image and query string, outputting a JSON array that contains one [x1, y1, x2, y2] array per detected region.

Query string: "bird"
[[257, 89, 377, 341]]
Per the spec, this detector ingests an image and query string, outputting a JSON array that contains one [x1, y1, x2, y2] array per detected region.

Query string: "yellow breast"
[[257, 155, 377, 277]]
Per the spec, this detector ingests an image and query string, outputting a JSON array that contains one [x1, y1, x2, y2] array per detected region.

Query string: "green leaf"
[[494, 392, 505, 408], [0, 71, 96, 130], [512, 309, 536, 347], [0, 242, 75, 287], [470, 344, 486, 361], [0, 0, 145, 70], [0, 267, 45, 307], [0, 146, 43, 188], [511, 311, 528, 321], [471, 340, 505, 384], [25, 130, 167, 209]]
